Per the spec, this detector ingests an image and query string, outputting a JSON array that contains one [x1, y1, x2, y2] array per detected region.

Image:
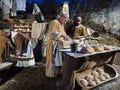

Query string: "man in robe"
[[32, 3, 45, 22], [46, 13, 71, 78], [66, 16, 89, 38]]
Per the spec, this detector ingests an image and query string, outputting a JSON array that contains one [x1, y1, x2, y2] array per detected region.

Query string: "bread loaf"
[[91, 71, 99, 77], [80, 79, 88, 86], [88, 80, 96, 86], [80, 46, 94, 54], [97, 68, 104, 76], [92, 44, 104, 52], [103, 44, 111, 50], [103, 73, 110, 79], [85, 74, 94, 81], [94, 77, 101, 84]]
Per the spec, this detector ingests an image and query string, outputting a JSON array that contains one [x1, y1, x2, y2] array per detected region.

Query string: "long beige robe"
[[46, 20, 66, 77]]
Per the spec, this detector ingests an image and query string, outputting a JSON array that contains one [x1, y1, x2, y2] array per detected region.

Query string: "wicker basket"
[[75, 64, 119, 90]]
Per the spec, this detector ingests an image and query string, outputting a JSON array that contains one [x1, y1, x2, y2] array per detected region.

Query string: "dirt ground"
[[0, 61, 63, 90], [0, 62, 120, 90]]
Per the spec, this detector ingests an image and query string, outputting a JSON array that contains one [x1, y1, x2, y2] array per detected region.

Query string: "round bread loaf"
[[92, 44, 104, 52], [80, 79, 88, 86], [103, 73, 110, 79], [97, 68, 104, 76], [85, 74, 94, 81], [80, 46, 94, 53], [103, 44, 111, 50]]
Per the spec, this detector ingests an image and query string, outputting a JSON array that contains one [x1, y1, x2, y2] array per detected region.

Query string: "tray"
[[75, 64, 119, 90]]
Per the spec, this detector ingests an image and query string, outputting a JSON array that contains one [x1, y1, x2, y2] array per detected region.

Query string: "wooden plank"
[[0, 62, 13, 71]]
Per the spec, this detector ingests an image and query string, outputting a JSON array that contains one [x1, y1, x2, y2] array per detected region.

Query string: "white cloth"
[[53, 41, 62, 66], [16, 41, 35, 67], [31, 22, 47, 41], [31, 22, 47, 48], [32, 4, 40, 14], [3, 0, 12, 8], [16, 0, 26, 11], [11, 31, 18, 42]]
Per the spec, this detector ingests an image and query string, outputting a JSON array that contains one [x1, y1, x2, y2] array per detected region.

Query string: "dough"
[[81, 46, 94, 53], [80, 79, 88, 86]]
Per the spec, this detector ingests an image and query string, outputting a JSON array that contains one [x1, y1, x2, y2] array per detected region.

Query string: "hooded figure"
[[32, 3, 45, 22], [3, 29, 35, 67]]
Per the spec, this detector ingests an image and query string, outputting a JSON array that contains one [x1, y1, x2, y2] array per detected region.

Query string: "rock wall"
[[90, 3, 120, 31]]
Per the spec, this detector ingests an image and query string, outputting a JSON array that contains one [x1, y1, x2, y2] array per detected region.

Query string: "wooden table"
[[60, 46, 120, 90]]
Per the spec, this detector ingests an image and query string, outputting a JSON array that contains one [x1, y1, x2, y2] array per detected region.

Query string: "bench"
[[0, 62, 13, 71]]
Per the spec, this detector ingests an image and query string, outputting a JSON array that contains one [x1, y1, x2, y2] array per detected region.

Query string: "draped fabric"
[[31, 21, 47, 41], [2, 0, 12, 19], [16, 0, 26, 11], [31, 21, 47, 49], [2, 0, 12, 9]]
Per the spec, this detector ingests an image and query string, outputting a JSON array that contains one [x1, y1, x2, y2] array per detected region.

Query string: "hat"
[[3, 29, 11, 32], [60, 13, 69, 19], [76, 16, 82, 21]]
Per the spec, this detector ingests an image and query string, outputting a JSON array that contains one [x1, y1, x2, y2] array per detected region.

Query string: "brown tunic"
[[10, 32, 29, 54], [0, 31, 9, 63], [74, 24, 88, 38]]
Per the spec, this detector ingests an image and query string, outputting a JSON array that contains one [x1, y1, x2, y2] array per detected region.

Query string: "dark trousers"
[[33, 40, 43, 62]]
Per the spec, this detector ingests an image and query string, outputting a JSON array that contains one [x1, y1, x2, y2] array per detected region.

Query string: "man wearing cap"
[[67, 16, 89, 38], [46, 13, 71, 77]]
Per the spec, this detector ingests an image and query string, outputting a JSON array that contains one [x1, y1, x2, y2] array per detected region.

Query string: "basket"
[[75, 64, 119, 90]]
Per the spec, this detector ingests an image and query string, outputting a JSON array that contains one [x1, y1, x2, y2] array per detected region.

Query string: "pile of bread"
[[78, 68, 110, 87], [80, 44, 112, 54], [13, 24, 31, 33]]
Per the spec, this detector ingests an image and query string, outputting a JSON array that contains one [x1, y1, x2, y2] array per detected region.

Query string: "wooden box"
[[58, 40, 72, 48]]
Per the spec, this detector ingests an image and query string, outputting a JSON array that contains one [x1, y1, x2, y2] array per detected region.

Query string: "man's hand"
[[62, 34, 71, 40], [16, 50, 21, 56]]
